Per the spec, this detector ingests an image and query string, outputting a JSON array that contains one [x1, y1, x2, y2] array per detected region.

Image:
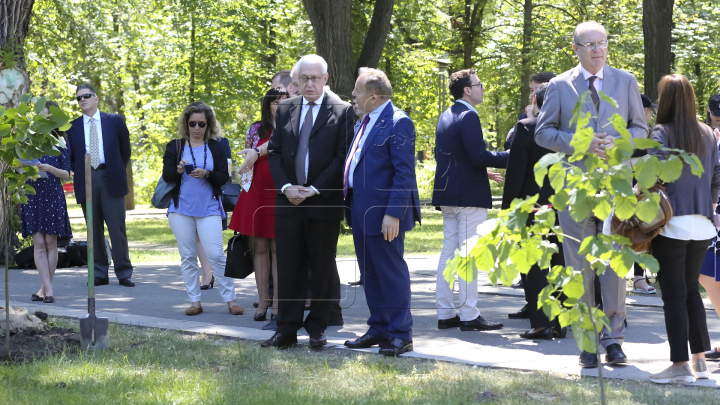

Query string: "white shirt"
[[580, 65, 604, 93], [456, 99, 477, 113], [348, 99, 391, 188], [83, 109, 105, 164], [281, 92, 325, 194], [660, 215, 716, 241]]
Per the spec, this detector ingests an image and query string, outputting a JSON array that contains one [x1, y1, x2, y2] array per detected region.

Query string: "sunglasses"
[[76, 93, 95, 102], [188, 121, 207, 128]]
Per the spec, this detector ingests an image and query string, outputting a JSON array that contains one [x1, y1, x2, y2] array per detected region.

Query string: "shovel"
[[79, 153, 109, 350]]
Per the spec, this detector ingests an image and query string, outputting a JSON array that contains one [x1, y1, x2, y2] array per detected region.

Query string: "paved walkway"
[[3, 257, 720, 388]]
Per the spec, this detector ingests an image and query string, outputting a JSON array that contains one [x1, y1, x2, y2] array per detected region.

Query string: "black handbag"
[[221, 183, 241, 212], [224, 232, 254, 279]]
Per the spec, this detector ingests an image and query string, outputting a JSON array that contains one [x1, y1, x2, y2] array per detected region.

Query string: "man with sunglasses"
[[67, 83, 135, 287], [535, 21, 648, 368]]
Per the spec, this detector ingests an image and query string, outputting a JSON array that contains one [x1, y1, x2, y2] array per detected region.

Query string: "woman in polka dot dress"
[[20, 101, 74, 304]]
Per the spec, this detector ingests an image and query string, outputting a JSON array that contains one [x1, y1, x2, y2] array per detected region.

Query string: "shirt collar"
[[580, 64, 604, 81], [368, 99, 392, 117], [455, 99, 476, 113], [302, 91, 325, 108], [83, 109, 101, 123]]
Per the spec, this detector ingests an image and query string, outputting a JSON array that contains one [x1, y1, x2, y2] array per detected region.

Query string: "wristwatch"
[[203, 171, 210, 179], [253, 147, 260, 155]]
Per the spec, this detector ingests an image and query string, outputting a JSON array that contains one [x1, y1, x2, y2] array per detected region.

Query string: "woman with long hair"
[[21, 101, 73, 304], [648, 75, 720, 384], [162, 101, 243, 316], [229, 87, 288, 328]]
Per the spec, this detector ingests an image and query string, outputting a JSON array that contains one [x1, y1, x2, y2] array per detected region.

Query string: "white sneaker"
[[693, 359, 709, 379], [649, 364, 694, 384]]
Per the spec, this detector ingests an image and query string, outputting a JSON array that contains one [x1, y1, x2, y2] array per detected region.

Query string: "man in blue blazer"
[[343, 69, 421, 357], [432, 69, 508, 332], [67, 84, 134, 287]]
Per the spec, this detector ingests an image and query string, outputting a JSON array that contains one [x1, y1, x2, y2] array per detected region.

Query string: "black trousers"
[[80, 168, 133, 280], [523, 233, 565, 329], [652, 235, 712, 362], [275, 211, 341, 336]]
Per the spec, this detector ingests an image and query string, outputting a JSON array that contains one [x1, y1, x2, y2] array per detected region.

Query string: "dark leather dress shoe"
[[519, 327, 552, 340], [90, 277, 109, 286], [344, 333, 389, 349], [348, 280, 363, 286], [579, 351, 598, 368], [508, 304, 530, 319], [261, 332, 297, 348], [604, 343, 627, 365], [438, 315, 461, 330], [309, 333, 327, 348], [379, 338, 413, 357], [119, 278, 135, 287], [460, 316, 503, 331], [553, 325, 567, 338], [704, 347, 720, 361]]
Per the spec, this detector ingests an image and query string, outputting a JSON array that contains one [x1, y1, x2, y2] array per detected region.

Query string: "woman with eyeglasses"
[[229, 87, 288, 328], [698, 94, 720, 362], [648, 75, 720, 384], [21, 101, 73, 304], [162, 101, 243, 316]]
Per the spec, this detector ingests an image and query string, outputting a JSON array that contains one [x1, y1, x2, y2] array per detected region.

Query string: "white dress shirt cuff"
[[310, 186, 320, 195], [281, 183, 292, 193]]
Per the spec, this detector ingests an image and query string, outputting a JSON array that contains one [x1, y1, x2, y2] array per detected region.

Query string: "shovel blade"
[[79, 316, 109, 350]]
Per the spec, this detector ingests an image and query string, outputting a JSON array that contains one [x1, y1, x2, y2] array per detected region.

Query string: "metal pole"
[[85, 154, 95, 322], [4, 189, 9, 353]]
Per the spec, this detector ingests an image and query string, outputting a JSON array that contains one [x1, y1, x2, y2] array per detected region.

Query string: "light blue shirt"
[[167, 144, 225, 218], [83, 109, 105, 164], [348, 99, 391, 188], [455, 100, 477, 114]]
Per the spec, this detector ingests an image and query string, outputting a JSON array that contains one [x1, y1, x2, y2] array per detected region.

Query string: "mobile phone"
[[184, 164, 195, 175]]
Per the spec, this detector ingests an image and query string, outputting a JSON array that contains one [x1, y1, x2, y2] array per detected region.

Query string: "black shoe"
[[119, 278, 135, 287], [261, 332, 297, 348], [31, 294, 44, 302], [348, 280, 363, 286], [460, 316, 503, 331], [604, 343, 627, 365], [254, 309, 268, 322], [344, 333, 389, 349], [200, 275, 215, 290], [704, 347, 720, 361], [379, 338, 413, 357], [89, 277, 109, 286], [519, 328, 552, 340], [508, 304, 530, 319], [262, 314, 278, 331], [42, 296, 54, 304], [328, 316, 344, 327], [579, 351, 598, 368], [309, 333, 327, 348], [438, 315, 461, 330], [552, 325, 567, 338]]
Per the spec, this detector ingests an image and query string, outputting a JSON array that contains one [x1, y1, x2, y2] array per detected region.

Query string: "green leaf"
[[635, 192, 661, 223], [598, 91, 618, 109], [548, 162, 565, 192], [610, 176, 634, 197], [633, 156, 660, 188], [568, 189, 592, 221], [17, 102, 31, 115], [679, 152, 704, 178], [534, 165, 548, 188], [614, 195, 638, 220], [569, 124, 594, 158], [19, 93, 32, 104], [537, 153, 564, 169], [632, 138, 660, 149], [658, 155, 683, 183], [563, 273, 585, 299], [607, 113, 630, 141], [33, 96, 47, 115], [593, 193, 613, 220]]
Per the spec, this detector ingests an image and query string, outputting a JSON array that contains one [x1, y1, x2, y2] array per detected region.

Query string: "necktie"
[[89, 117, 100, 169], [343, 115, 371, 198], [588, 76, 600, 112], [295, 102, 316, 185]]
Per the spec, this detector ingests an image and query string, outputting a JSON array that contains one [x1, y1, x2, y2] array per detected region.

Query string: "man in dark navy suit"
[[67, 84, 134, 287], [432, 69, 508, 332], [342, 68, 421, 357]]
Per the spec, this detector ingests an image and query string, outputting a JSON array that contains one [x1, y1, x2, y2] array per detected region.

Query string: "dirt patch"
[[0, 326, 81, 364]]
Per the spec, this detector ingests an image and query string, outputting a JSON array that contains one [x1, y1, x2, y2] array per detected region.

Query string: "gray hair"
[[358, 67, 392, 100], [290, 62, 299, 77], [297, 54, 328, 75], [573, 21, 607, 44]]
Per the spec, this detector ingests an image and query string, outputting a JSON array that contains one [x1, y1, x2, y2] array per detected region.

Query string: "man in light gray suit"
[[535, 21, 648, 368]]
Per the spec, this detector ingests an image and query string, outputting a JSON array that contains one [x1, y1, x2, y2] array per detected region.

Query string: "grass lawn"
[[1, 318, 718, 405], [70, 208, 494, 263]]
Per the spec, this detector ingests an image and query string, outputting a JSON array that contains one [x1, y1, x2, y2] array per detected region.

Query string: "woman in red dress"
[[229, 87, 288, 323]]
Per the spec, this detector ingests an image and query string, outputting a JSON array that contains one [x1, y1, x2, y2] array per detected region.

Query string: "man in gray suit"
[[535, 21, 648, 368]]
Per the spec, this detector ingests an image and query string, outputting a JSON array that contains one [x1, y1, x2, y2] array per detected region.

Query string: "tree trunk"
[[642, 0, 674, 101], [355, 0, 395, 71], [518, 0, 533, 115], [303, 0, 354, 98], [189, 13, 196, 103]]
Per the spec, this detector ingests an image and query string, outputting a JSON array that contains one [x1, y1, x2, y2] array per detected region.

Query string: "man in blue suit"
[[343, 68, 421, 357], [67, 84, 134, 287], [432, 69, 508, 332]]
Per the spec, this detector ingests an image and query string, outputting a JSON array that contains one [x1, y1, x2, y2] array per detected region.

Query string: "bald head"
[[573, 21, 607, 45], [572, 21, 608, 75]]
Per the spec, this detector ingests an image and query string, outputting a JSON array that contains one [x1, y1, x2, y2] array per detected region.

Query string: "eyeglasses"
[[469, 82, 485, 89], [576, 40, 609, 50], [76, 93, 95, 102], [299, 75, 324, 84], [188, 121, 207, 128]]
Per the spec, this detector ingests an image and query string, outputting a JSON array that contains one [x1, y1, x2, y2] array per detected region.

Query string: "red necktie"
[[343, 115, 371, 198]]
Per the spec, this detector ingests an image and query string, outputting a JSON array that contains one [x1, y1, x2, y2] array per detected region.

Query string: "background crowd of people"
[[18, 20, 720, 384]]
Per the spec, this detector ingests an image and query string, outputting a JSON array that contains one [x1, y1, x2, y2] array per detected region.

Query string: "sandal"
[[632, 278, 656, 294]]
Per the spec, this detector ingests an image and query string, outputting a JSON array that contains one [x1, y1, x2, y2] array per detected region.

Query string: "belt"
[[92, 164, 106, 170]]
